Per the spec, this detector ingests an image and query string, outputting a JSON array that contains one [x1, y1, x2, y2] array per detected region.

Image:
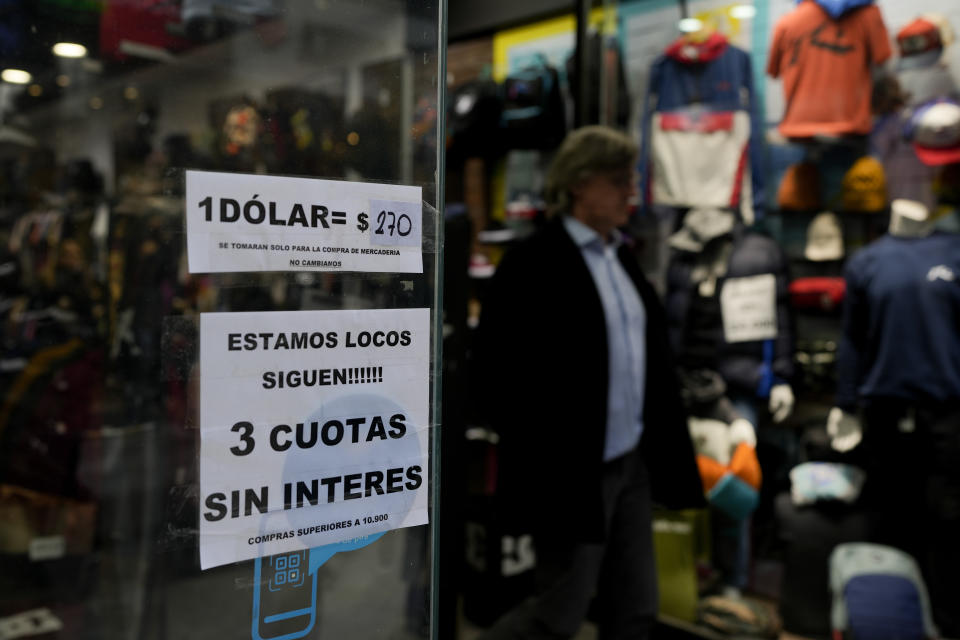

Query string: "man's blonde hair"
[[544, 125, 638, 216]]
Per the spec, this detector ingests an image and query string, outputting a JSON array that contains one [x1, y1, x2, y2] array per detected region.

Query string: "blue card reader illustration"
[[250, 535, 387, 639], [252, 550, 317, 640]]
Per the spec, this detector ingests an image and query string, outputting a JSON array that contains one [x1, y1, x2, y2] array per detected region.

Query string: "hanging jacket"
[[566, 31, 631, 128], [639, 34, 765, 222], [665, 227, 794, 397]]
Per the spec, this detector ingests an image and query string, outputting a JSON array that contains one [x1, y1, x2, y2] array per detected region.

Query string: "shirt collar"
[[562, 215, 623, 251]]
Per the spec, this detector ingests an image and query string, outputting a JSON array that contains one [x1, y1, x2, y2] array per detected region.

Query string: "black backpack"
[[447, 79, 504, 163], [500, 55, 566, 150]]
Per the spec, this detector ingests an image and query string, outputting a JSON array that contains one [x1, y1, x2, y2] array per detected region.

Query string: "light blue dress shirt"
[[563, 216, 647, 461]]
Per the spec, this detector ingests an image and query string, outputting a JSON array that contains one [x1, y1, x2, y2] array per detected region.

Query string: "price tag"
[[185, 170, 423, 274], [720, 274, 777, 343], [368, 200, 422, 247]]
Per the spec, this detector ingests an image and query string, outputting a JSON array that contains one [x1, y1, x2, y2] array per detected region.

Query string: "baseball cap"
[[896, 17, 944, 70], [788, 277, 846, 311], [777, 162, 821, 211], [841, 157, 887, 212], [805, 212, 844, 261], [907, 99, 960, 166], [921, 13, 956, 47]]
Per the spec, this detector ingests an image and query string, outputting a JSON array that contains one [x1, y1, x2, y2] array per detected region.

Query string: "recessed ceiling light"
[[28, 84, 42, 97], [123, 86, 139, 100], [89, 97, 103, 110], [56, 75, 70, 88], [2, 69, 32, 84], [678, 18, 704, 33], [52, 42, 87, 58], [731, 5, 757, 20]]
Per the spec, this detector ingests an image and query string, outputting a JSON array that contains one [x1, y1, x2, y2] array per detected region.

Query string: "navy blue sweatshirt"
[[836, 232, 960, 410]]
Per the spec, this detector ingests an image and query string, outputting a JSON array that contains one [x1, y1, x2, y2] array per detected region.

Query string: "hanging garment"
[[767, 1, 892, 138], [639, 33, 765, 222], [666, 223, 794, 398]]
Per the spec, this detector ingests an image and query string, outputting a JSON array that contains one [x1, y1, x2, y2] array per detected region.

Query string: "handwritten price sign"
[[185, 171, 423, 273], [367, 201, 421, 247]]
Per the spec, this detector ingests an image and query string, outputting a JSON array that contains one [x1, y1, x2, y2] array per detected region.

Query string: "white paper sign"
[[185, 170, 423, 274], [720, 274, 777, 343], [0, 609, 63, 640], [199, 308, 430, 569], [28, 536, 65, 562]]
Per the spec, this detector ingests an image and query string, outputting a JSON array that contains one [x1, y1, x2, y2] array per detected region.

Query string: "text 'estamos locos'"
[[227, 330, 412, 351]]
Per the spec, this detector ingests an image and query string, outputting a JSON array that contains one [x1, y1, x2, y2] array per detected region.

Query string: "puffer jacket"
[[665, 227, 794, 397]]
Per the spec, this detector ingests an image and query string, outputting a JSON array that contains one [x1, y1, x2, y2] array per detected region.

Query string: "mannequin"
[[829, 197, 960, 634], [666, 207, 795, 595], [827, 199, 936, 448], [667, 208, 796, 425]]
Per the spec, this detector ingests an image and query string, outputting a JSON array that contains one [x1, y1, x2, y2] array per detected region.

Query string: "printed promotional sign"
[[720, 274, 777, 343], [185, 170, 423, 274], [198, 308, 430, 570]]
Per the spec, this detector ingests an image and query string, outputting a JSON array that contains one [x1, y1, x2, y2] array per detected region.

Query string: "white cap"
[[805, 212, 844, 261], [913, 102, 960, 148]]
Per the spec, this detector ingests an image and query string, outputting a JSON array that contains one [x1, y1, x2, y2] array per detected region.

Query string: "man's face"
[[570, 167, 636, 238]]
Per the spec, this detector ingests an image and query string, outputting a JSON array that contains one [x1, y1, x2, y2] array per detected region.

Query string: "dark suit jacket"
[[477, 216, 704, 544]]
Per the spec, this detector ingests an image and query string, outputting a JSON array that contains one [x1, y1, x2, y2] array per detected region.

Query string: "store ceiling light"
[[89, 97, 103, 110], [1, 69, 32, 84], [52, 42, 87, 58], [678, 18, 704, 33], [730, 4, 757, 20], [124, 86, 139, 100], [56, 75, 71, 88], [28, 84, 43, 97]]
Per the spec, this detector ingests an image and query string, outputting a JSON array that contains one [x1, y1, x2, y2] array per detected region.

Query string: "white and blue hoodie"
[[639, 33, 765, 222]]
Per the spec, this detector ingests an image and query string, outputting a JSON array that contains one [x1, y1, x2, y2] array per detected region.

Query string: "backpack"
[[830, 543, 938, 640], [500, 55, 566, 150], [447, 79, 503, 163]]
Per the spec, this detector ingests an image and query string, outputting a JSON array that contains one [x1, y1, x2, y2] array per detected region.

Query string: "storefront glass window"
[[0, 1, 443, 638], [448, 0, 960, 637]]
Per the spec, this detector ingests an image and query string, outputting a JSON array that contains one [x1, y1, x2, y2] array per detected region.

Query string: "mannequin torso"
[[828, 199, 960, 449]]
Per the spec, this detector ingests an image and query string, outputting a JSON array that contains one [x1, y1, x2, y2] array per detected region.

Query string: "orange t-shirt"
[[768, 1, 891, 138]]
